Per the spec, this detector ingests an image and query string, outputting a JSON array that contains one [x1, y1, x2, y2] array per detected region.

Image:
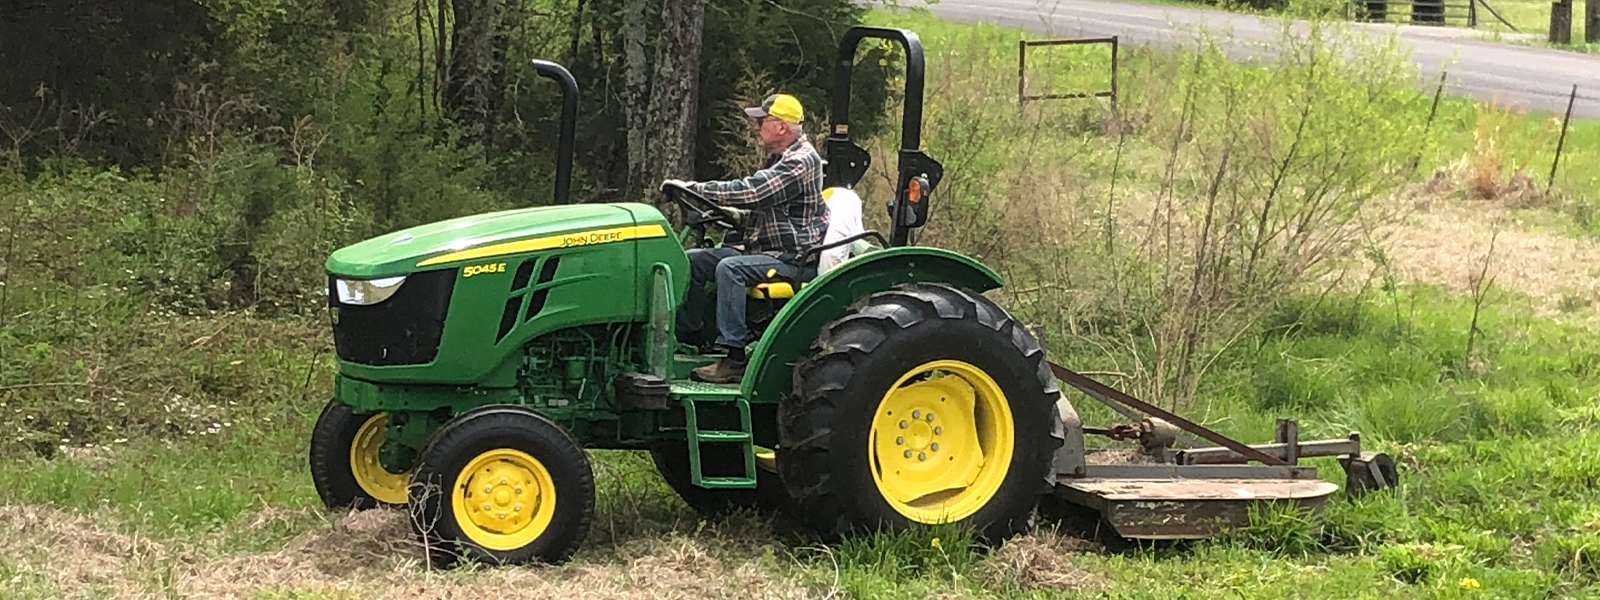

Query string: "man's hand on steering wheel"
[[661, 179, 743, 231]]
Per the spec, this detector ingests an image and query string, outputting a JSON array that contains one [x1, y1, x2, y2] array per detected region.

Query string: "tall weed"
[[871, 13, 1433, 409]]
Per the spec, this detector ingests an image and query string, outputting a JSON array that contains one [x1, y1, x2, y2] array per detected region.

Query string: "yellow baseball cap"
[[744, 93, 804, 124]]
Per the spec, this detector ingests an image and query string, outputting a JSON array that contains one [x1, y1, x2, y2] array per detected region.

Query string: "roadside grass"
[[3, 7, 1600, 600], [866, 9, 1600, 235], [1473, 0, 1599, 51]]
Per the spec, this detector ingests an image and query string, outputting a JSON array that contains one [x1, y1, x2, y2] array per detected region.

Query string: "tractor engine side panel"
[[337, 217, 675, 387]]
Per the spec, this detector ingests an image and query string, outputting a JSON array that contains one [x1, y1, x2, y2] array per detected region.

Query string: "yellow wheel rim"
[[349, 413, 412, 505], [869, 360, 1015, 524], [452, 449, 558, 551]]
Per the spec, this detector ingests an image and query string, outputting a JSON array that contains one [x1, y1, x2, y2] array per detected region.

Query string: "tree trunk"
[[623, 0, 652, 203], [647, 0, 705, 191], [443, 0, 509, 153], [622, 0, 704, 207]]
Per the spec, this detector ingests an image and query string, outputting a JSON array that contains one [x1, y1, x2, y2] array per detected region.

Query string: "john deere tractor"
[[310, 26, 1062, 565], [311, 25, 1379, 567]]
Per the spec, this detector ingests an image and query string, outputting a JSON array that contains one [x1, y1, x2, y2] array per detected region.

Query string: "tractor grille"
[[330, 269, 456, 366]]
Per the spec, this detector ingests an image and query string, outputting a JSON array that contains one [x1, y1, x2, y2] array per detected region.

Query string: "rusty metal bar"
[[1177, 437, 1362, 465], [1016, 36, 1118, 109], [1276, 419, 1300, 464], [1023, 37, 1117, 47], [1110, 36, 1120, 115], [1476, 0, 1521, 31], [1062, 379, 1207, 449], [1079, 463, 1318, 480], [1025, 92, 1115, 101], [1049, 363, 1288, 466]]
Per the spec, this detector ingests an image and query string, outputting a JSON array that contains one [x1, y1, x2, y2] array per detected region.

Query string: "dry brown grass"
[[0, 501, 1122, 600], [0, 504, 842, 600], [981, 530, 1105, 593], [1378, 200, 1600, 317]]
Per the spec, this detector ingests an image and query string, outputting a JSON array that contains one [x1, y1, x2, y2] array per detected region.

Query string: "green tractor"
[[311, 26, 1383, 567], [312, 27, 1058, 564]]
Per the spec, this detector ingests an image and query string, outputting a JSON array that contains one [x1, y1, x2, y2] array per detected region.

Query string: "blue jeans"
[[676, 248, 793, 351]]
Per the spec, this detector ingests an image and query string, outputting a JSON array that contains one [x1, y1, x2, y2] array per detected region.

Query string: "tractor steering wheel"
[[662, 181, 742, 232]]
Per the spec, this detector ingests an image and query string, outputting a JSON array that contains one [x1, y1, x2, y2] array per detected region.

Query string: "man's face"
[[753, 116, 786, 150]]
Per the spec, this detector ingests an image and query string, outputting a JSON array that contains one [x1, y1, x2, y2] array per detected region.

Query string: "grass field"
[[1473, 0, 1594, 46], [4, 7, 1600, 600]]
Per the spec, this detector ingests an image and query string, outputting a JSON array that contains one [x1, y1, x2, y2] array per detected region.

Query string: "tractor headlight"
[[333, 275, 407, 306]]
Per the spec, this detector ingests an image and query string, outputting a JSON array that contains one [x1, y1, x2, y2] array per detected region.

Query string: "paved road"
[[918, 0, 1600, 118]]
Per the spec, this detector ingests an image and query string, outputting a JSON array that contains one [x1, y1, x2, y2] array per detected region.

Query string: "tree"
[[622, 0, 705, 206]]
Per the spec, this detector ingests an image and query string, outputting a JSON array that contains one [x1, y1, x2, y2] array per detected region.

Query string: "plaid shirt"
[[692, 136, 826, 256]]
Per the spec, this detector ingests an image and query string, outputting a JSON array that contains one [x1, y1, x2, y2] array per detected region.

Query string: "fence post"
[[1110, 36, 1120, 116], [1587, 0, 1600, 43], [1550, 85, 1578, 189], [1469, 0, 1479, 27], [1413, 0, 1446, 24], [1018, 40, 1027, 109], [1552, 0, 1573, 43]]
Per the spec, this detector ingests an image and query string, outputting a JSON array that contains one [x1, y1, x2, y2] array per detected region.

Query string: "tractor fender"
[[740, 247, 1003, 406]]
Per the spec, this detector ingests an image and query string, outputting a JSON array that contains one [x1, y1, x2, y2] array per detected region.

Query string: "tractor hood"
[[327, 204, 645, 278]]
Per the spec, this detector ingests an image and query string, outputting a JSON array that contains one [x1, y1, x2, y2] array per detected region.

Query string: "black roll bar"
[[825, 27, 943, 247]]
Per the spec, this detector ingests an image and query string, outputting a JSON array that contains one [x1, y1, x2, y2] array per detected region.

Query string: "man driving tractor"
[[664, 93, 826, 384]]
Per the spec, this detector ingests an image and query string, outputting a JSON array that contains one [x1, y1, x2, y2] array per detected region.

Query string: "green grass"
[[3, 285, 1598, 599], [1473, 0, 1599, 50]]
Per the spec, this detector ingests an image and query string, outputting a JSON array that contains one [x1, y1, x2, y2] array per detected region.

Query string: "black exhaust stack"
[[532, 60, 579, 205]]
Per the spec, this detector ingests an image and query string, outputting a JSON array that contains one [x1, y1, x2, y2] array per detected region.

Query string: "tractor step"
[[669, 379, 742, 400], [670, 380, 757, 489], [694, 431, 751, 442], [696, 476, 760, 489]]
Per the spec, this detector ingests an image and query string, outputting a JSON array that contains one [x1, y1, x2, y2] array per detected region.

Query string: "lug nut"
[[931, 443, 940, 452], [896, 436, 905, 445], [481, 503, 492, 512], [935, 426, 943, 435], [912, 410, 921, 419], [514, 504, 523, 512], [515, 487, 523, 494], [903, 450, 913, 458], [926, 414, 935, 423], [899, 420, 909, 429], [918, 453, 927, 461], [485, 485, 494, 494]]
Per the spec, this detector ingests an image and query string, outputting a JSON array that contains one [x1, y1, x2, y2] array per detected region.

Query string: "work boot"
[[692, 347, 747, 383]]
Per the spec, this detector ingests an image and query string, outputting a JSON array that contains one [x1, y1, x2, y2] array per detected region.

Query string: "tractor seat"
[[748, 187, 875, 301], [749, 280, 801, 300], [748, 265, 817, 300]]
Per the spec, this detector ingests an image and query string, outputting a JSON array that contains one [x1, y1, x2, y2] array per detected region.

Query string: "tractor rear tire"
[[649, 443, 792, 516], [777, 283, 1064, 543], [309, 400, 411, 510], [409, 406, 594, 567]]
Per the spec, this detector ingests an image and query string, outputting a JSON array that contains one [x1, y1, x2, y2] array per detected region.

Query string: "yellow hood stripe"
[[416, 224, 668, 267]]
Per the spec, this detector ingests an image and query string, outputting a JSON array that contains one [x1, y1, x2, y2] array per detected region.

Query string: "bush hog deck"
[[310, 27, 1398, 566]]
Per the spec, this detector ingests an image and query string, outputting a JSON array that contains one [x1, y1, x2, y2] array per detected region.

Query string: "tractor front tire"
[[409, 406, 594, 567], [309, 400, 411, 510], [778, 283, 1064, 543]]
